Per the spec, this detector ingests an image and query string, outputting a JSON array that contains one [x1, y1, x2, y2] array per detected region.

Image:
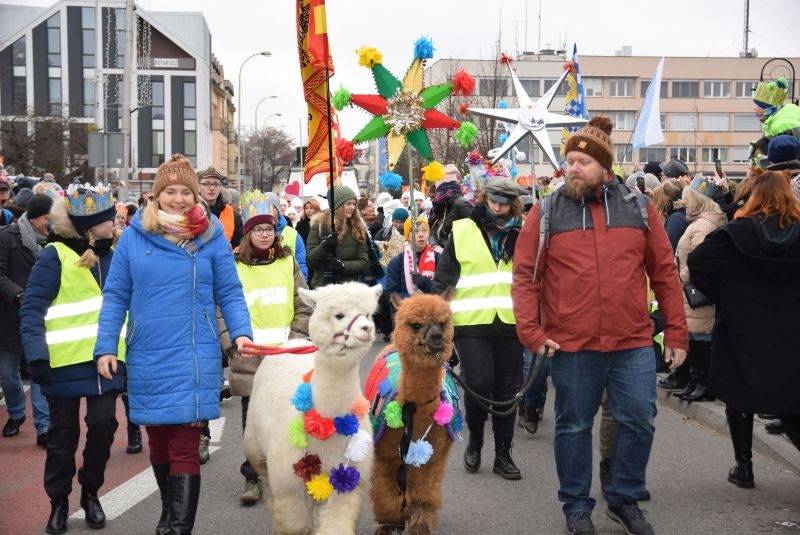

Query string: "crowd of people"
[[0, 76, 798, 535]]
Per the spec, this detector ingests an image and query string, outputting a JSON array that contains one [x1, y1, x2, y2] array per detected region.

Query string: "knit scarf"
[[792, 176, 800, 201], [157, 204, 209, 243], [18, 213, 47, 254], [428, 182, 462, 228], [473, 204, 521, 263], [403, 244, 436, 295]]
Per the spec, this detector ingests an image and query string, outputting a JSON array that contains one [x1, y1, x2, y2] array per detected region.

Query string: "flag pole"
[[323, 34, 338, 284]]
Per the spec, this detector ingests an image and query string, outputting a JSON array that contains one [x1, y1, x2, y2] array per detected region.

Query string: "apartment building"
[[426, 52, 800, 178], [210, 54, 238, 187]]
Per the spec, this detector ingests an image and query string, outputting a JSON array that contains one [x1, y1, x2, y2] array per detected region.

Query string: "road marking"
[[70, 446, 220, 520], [208, 417, 226, 443]]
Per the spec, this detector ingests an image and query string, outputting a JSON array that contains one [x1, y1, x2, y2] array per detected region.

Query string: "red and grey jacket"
[[512, 180, 688, 354]]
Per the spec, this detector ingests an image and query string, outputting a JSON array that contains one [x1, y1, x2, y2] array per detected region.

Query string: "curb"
[[656, 386, 800, 475]]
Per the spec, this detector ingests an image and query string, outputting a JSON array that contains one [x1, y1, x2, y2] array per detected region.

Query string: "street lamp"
[[262, 113, 282, 130], [237, 51, 271, 186], [254, 95, 278, 133]]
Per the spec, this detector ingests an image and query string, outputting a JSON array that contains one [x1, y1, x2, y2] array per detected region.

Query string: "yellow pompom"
[[421, 161, 445, 182], [306, 473, 334, 501], [357, 46, 383, 68]]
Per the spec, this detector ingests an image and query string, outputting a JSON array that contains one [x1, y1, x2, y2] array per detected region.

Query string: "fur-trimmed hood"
[[48, 197, 81, 239]]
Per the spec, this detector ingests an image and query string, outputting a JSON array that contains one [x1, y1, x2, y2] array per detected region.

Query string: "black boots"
[[45, 498, 69, 534], [2, 415, 25, 437], [493, 439, 521, 480], [463, 426, 483, 473], [167, 474, 201, 535], [80, 487, 106, 529], [122, 394, 142, 454], [520, 405, 543, 435], [726, 408, 755, 489], [152, 463, 171, 534]]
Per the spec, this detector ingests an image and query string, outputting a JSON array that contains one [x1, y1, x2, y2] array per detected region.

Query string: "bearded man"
[[512, 115, 688, 535]]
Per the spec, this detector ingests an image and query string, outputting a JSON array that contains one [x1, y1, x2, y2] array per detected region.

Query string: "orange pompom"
[[304, 409, 336, 441], [351, 397, 370, 419]]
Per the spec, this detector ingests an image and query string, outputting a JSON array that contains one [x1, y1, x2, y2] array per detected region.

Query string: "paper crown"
[[65, 183, 114, 216], [240, 189, 273, 224], [753, 77, 789, 108], [689, 175, 719, 199]]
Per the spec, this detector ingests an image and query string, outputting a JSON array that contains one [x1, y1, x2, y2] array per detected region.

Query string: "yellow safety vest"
[[451, 218, 515, 326], [45, 242, 126, 368], [236, 256, 295, 345], [282, 225, 299, 256]]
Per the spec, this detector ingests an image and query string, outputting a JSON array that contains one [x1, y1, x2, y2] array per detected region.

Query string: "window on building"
[[549, 145, 563, 164], [640, 79, 668, 97], [151, 80, 165, 165], [47, 14, 60, 68], [661, 113, 667, 131], [614, 144, 632, 163], [672, 81, 699, 98], [701, 113, 729, 131], [610, 111, 635, 130], [48, 78, 61, 116], [639, 147, 666, 163], [543, 79, 568, 96], [702, 147, 729, 163], [12, 37, 25, 67], [520, 79, 540, 97], [703, 81, 730, 98], [735, 80, 757, 98], [528, 145, 540, 164], [184, 81, 197, 167], [733, 113, 761, 131], [732, 146, 750, 163], [82, 7, 95, 69], [669, 147, 696, 163], [83, 78, 94, 117], [115, 8, 125, 68], [11, 37, 26, 114], [478, 78, 509, 97], [13, 78, 26, 114], [609, 78, 634, 97], [670, 113, 698, 131], [583, 77, 603, 97]]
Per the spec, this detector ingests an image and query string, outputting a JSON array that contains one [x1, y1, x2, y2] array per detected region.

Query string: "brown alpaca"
[[368, 292, 457, 535]]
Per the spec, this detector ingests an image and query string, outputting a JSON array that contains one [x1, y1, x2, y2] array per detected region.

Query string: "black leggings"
[[455, 335, 524, 443]]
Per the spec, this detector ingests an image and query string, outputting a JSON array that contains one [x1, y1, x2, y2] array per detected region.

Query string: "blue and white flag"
[[560, 44, 588, 156], [632, 57, 665, 149]]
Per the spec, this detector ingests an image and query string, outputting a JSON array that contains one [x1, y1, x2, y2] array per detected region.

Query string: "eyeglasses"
[[199, 182, 221, 189], [251, 227, 275, 236]]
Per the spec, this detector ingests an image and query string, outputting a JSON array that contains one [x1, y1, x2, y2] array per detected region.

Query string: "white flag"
[[632, 58, 665, 149]]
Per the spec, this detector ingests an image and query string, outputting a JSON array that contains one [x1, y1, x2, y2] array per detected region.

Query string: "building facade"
[[210, 54, 238, 187], [426, 52, 800, 178], [0, 0, 228, 195]]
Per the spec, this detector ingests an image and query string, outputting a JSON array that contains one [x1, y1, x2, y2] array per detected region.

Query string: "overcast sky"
[[23, 0, 800, 143]]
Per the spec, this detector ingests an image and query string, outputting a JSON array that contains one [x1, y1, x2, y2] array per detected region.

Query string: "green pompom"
[[289, 416, 308, 448], [454, 121, 478, 148], [385, 401, 403, 429], [333, 87, 352, 111]]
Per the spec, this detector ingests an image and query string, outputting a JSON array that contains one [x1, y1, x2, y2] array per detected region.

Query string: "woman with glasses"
[[224, 190, 311, 505]]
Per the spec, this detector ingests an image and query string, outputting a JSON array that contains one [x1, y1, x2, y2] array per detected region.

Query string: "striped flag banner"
[[560, 44, 588, 156]]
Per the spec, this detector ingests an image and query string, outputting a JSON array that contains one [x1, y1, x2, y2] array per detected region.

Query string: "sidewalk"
[[656, 381, 800, 476]]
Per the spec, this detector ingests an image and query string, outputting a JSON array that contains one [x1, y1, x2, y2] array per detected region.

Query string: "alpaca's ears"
[[298, 287, 318, 308], [440, 286, 456, 302], [372, 284, 383, 302], [389, 292, 405, 310]]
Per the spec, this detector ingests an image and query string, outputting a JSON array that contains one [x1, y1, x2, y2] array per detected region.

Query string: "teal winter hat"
[[332, 185, 356, 211]]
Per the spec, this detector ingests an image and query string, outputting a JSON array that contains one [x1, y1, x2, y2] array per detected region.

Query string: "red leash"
[[240, 342, 319, 357]]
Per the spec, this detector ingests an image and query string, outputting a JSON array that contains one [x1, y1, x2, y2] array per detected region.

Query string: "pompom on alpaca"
[[243, 282, 381, 535], [366, 291, 459, 535]]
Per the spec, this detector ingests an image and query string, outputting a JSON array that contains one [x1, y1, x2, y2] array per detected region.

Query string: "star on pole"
[[468, 63, 588, 169]]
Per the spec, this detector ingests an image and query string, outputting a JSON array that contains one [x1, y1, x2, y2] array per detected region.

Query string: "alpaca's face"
[[392, 294, 454, 369], [299, 283, 382, 360]]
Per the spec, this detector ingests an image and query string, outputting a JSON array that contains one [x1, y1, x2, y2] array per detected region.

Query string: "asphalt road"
[[3, 341, 799, 535]]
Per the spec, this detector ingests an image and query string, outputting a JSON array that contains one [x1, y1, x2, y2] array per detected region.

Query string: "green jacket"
[[306, 212, 370, 288], [763, 103, 800, 139]]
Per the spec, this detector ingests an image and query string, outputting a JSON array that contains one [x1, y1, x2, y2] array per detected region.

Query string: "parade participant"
[[662, 158, 691, 183], [226, 190, 311, 505], [305, 185, 370, 288], [675, 178, 726, 402], [431, 176, 526, 481], [197, 166, 243, 248], [262, 192, 308, 281], [429, 164, 474, 252], [20, 184, 124, 534], [284, 206, 298, 227], [0, 194, 52, 446], [359, 196, 383, 236], [381, 218, 439, 299], [513, 115, 688, 535], [1, 175, 14, 226], [93, 155, 252, 535], [689, 170, 800, 488], [295, 197, 321, 245], [753, 78, 800, 153]]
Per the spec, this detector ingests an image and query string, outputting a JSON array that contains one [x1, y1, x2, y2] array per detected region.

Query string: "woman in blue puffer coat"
[[94, 155, 252, 535]]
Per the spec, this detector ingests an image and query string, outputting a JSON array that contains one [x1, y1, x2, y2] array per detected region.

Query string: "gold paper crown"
[[753, 77, 789, 107], [240, 190, 272, 224], [65, 183, 114, 216]]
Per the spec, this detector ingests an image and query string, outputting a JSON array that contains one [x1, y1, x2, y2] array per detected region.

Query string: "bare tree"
[[243, 127, 294, 192]]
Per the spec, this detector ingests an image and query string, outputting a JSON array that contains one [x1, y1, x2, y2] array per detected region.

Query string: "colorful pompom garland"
[[384, 398, 455, 468]]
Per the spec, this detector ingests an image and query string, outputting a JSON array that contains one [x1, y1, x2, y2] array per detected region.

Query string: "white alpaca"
[[244, 282, 381, 535]]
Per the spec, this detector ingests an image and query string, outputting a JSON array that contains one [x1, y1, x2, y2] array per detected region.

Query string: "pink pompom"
[[433, 401, 453, 426]]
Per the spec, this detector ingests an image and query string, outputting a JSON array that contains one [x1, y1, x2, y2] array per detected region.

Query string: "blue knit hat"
[[392, 207, 409, 222], [760, 135, 800, 171]]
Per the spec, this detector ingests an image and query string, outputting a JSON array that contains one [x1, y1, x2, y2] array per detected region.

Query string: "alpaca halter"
[[333, 313, 368, 343]]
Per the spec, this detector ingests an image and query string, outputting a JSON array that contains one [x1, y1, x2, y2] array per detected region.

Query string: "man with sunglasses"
[[197, 167, 243, 248]]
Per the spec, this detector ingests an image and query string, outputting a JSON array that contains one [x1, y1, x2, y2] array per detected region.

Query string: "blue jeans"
[[550, 347, 656, 514], [0, 350, 49, 434], [522, 348, 551, 410]]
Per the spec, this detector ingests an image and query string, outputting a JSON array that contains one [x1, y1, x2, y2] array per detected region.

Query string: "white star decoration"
[[468, 64, 588, 169]]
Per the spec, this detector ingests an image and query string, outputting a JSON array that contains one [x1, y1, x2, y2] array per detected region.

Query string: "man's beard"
[[564, 175, 594, 199]]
